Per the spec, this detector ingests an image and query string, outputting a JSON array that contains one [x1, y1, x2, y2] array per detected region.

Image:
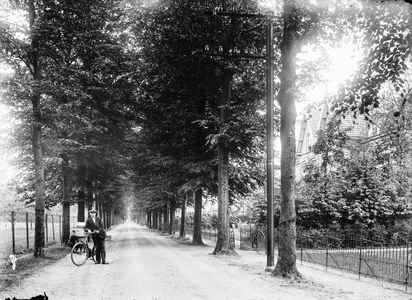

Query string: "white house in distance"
[[295, 97, 378, 179]]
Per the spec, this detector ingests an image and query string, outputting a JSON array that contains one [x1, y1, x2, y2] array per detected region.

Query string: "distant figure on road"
[[67, 230, 79, 248], [84, 209, 109, 265]]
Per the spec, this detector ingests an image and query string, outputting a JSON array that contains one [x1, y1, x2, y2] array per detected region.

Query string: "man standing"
[[84, 209, 109, 265]]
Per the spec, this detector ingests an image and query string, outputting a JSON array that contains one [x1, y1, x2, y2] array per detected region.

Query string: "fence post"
[[26, 212, 29, 250], [52, 215, 55, 241], [45, 214, 48, 244], [59, 215, 62, 244], [358, 238, 363, 279], [11, 211, 16, 254], [250, 226, 253, 250], [326, 237, 329, 270], [406, 243, 410, 292], [301, 248, 303, 264]]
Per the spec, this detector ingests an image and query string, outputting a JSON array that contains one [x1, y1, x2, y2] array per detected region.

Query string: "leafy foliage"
[[129, 0, 269, 208], [332, 0, 412, 116], [0, 0, 135, 219], [296, 117, 412, 231]]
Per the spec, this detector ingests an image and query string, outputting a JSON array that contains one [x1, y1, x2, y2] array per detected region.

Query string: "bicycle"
[[71, 231, 96, 266]]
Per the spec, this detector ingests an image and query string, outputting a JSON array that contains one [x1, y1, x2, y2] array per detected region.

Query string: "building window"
[[297, 121, 306, 153], [306, 133, 311, 153]]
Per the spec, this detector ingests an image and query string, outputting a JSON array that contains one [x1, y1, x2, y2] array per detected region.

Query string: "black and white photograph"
[[1, 0, 412, 299]]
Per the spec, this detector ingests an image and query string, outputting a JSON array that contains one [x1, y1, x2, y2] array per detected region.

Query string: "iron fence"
[[239, 226, 412, 290], [1, 211, 90, 256], [184, 226, 235, 248], [239, 225, 267, 252], [298, 233, 412, 290]]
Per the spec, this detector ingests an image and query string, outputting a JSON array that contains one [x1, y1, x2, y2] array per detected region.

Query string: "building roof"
[[297, 98, 370, 149]]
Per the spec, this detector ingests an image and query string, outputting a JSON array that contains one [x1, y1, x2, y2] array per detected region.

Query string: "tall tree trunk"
[[77, 190, 85, 222], [158, 208, 162, 231], [273, 0, 301, 278], [149, 211, 152, 228], [29, 0, 45, 258], [192, 189, 204, 245], [179, 193, 187, 239], [146, 211, 150, 227], [103, 209, 107, 229], [147, 211, 150, 228], [153, 210, 157, 229], [107, 209, 111, 228], [164, 204, 169, 233], [61, 154, 71, 246], [213, 70, 235, 255], [169, 198, 176, 235], [85, 179, 93, 212]]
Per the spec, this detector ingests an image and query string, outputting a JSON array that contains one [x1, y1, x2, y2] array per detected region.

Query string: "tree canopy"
[[0, 0, 411, 276]]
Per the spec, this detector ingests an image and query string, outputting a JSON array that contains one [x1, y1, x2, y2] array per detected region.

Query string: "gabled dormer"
[[296, 100, 330, 155]]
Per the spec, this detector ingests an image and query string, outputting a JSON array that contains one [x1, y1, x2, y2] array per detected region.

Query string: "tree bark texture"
[[158, 208, 162, 231], [77, 190, 85, 222], [192, 189, 204, 245], [179, 193, 187, 238], [212, 70, 235, 255], [153, 210, 158, 229], [104, 209, 108, 229], [164, 204, 169, 233], [29, 0, 45, 258], [273, 0, 301, 278], [107, 210, 111, 228], [169, 198, 176, 235], [61, 154, 71, 246]]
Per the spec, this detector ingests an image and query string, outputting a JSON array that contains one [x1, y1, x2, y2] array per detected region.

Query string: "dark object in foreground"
[[5, 292, 48, 300]]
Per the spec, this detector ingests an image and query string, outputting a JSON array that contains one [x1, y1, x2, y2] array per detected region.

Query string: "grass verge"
[[0, 242, 71, 292]]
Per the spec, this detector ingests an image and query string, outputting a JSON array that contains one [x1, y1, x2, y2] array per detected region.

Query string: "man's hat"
[[89, 209, 97, 213]]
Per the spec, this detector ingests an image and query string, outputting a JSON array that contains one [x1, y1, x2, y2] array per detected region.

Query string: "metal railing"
[[0, 211, 67, 255], [184, 225, 235, 248], [239, 225, 267, 252], [298, 233, 412, 291], [1, 211, 120, 256]]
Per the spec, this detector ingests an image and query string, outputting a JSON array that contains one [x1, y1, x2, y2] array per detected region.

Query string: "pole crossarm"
[[205, 11, 268, 19], [202, 10, 274, 60], [204, 52, 266, 60]]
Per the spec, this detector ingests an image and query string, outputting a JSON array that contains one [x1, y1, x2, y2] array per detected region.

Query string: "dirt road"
[[1, 223, 411, 300]]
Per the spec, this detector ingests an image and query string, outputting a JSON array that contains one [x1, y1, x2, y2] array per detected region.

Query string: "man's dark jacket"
[[84, 216, 106, 239]]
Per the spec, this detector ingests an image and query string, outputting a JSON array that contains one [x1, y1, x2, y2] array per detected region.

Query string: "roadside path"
[[1, 223, 410, 300]]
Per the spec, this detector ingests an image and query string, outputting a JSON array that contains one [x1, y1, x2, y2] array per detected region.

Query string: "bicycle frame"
[[71, 232, 96, 266]]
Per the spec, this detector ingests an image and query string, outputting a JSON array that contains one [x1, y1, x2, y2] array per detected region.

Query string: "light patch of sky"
[[0, 1, 28, 42], [257, 1, 363, 113], [299, 42, 362, 112], [0, 104, 15, 183], [0, 63, 15, 182]]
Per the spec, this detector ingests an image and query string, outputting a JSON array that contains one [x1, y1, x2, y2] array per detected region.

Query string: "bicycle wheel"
[[71, 242, 88, 266]]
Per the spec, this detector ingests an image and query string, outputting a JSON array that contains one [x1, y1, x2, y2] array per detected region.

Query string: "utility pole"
[[266, 13, 274, 270], [204, 7, 276, 268]]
